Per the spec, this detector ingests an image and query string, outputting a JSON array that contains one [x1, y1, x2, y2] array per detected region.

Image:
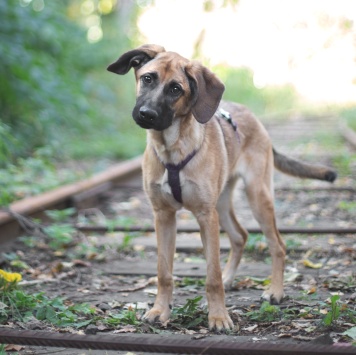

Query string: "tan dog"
[[107, 44, 336, 331]]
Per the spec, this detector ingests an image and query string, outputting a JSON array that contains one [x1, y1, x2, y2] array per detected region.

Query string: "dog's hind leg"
[[217, 177, 248, 290], [143, 208, 177, 324], [243, 150, 286, 304]]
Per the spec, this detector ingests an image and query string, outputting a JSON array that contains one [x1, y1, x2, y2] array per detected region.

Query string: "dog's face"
[[107, 44, 225, 130], [131, 52, 195, 131]]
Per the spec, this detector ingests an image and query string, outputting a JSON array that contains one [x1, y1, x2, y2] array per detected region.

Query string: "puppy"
[[107, 44, 336, 331]]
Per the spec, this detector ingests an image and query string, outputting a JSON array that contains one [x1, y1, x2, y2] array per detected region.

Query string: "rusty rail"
[[0, 156, 142, 241], [0, 329, 354, 354], [77, 224, 356, 235]]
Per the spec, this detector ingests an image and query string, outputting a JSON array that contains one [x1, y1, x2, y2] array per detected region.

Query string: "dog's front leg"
[[143, 209, 176, 325], [195, 208, 233, 331]]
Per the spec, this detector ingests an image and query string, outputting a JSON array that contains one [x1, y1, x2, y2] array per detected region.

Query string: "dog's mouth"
[[135, 119, 156, 130]]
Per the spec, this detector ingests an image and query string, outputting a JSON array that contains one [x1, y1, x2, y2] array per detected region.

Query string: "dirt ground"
[[1, 116, 355, 354]]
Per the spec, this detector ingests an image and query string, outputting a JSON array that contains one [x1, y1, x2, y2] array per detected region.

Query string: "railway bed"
[[0, 117, 355, 354]]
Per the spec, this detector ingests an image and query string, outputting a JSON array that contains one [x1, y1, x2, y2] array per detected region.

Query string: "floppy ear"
[[107, 44, 166, 75], [185, 62, 225, 124]]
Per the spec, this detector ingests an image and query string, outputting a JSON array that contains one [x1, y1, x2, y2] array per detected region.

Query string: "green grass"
[[0, 149, 88, 206]]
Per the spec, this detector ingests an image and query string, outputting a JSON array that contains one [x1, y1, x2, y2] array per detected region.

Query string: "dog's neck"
[[147, 113, 204, 165]]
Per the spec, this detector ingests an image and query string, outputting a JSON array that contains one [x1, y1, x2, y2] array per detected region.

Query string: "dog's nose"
[[139, 107, 158, 121]]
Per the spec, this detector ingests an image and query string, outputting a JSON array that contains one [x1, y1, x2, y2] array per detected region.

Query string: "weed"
[[176, 277, 205, 288], [323, 295, 342, 327], [1, 273, 94, 327], [107, 216, 137, 233], [105, 306, 140, 327], [0, 150, 87, 206], [45, 208, 76, 222], [338, 201, 356, 213], [332, 154, 356, 176], [35, 297, 94, 328], [44, 224, 76, 250], [246, 301, 281, 322], [171, 296, 208, 329], [245, 234, 268, 253]]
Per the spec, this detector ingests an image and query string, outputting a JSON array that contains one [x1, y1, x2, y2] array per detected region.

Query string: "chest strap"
[[154, 149, 197, 203]]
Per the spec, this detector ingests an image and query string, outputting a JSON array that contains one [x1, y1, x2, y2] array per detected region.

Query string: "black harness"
[[155, 108, 238, 203]]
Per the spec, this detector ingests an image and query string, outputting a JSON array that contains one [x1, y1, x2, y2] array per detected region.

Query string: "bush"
[[0, 1, 118, 163]]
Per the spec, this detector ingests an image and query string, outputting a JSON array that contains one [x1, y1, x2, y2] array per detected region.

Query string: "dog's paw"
[[261, 287, 285, 304], [222, 279, 233, 291], [143, 307, 171, 325], [208, 310, 234, 332]]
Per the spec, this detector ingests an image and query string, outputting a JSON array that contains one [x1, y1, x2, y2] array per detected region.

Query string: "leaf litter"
[[1, 184, 355, 347]]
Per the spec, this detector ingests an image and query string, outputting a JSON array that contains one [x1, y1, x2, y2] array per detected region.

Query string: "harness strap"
[[153, 108, 238, 204], [217, 108, 240, 142], [154, 149, 197, 203]]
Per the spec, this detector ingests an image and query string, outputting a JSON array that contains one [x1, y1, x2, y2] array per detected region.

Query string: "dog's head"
[[107, 44, 225, 131]]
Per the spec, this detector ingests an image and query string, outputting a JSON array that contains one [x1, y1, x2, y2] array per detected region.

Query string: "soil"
[[1, 116, 355, 354]]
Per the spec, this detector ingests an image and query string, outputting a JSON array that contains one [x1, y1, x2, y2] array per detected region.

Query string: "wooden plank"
[[100, 260, 270, 278]]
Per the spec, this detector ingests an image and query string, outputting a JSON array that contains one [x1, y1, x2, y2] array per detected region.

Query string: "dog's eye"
[[142, 75, 152, 84], [170, 85, 182, 96]]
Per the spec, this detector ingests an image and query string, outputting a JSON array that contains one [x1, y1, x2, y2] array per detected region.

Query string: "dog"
[[107, 44, 337, 331]]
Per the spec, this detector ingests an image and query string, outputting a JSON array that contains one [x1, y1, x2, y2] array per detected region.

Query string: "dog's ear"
[[185, 62, 225, 124], [107, 44, 166, 75]]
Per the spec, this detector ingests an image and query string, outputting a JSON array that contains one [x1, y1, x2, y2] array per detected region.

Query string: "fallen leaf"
[[307, 286, 317, 294], [243, 324, 258, 332], [113, 325, 136, 333], [343, 327, 356, 340], [5, 344, 25, 351], [303, 259, 323, 269], [73, 259, 91, 267], [278, 333, 292, 338]]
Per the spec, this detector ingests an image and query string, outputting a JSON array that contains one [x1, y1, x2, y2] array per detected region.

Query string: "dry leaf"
[[303, 259, 323, 269], [5, 344, 25, 351], [278, 333, 292, 338], [243, 324, 258, 332], [307, 286, 317, 294], [113, 325, 136, 333]]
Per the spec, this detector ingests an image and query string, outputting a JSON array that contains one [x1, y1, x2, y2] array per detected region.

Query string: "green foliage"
[[0, 148, 87, 206], [0, 1, 142, 164], [176, 277, 206, 288], [43, 224, 76, 250], [343, 326, 356, 341], [171, 296, 208, 329], [0, 1, 88, 158], [323, 295, 341, 326], [217, 66, 299, 116], [1, 276, 94, 327], [45, 208, 76, 222], [246, 301, 281, 322], [332, 153, 356, 176], [338, 201, 356, 213], [105, 307, 141, 327], [340, 105, 356, 131], [244, 233, 267, 252]]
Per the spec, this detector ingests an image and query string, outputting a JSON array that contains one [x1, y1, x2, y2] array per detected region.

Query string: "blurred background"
[[1, 0, 355, 204]]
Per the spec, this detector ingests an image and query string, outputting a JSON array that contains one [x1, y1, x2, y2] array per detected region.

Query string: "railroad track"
[[0, 118, 355, 354]]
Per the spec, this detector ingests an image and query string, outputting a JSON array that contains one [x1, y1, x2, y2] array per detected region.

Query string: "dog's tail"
[[273, 148, 337, 182]]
